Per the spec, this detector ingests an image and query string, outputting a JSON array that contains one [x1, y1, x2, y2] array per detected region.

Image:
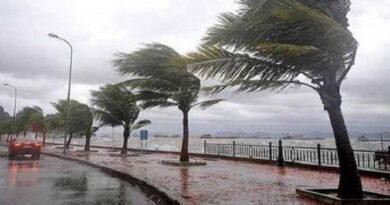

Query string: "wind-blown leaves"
[[52, 100, 93, 135], [93, 109, 122, 127], [113, 43, 183, 78], [131, 120, 151, 131], [90, 84, 149, 131], [91, 84, 149, 154], [188, 0, 357, 93], [114, 43, 223, 161], [114, 43, 222, 112], [91, 84, 140, 125], [122, 78, 180, 94], [141, 100, 178, 110], [192, 99, 225, 110], [188, 46, 298, 82], [14, 106, 44, 134]]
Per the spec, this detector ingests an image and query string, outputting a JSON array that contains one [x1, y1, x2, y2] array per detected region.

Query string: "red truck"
[[8, 136, 41, 159]]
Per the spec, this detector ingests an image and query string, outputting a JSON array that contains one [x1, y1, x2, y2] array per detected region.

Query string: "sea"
[[49, 135, 390, 153]]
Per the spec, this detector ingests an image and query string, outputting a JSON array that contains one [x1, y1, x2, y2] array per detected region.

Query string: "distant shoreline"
[[199, 136, 326, 140]]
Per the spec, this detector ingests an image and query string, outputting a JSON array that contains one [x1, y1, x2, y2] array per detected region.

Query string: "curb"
[[42, 152, 181, 205]]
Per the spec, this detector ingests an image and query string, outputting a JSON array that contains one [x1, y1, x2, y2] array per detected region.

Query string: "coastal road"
[[0, 146, 154, 205]]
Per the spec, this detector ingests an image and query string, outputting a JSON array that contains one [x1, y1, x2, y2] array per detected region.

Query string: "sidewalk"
[[44, 145, 390, 205]]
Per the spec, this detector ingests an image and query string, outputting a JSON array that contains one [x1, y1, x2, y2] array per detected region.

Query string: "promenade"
[[44, 145, 390, 205]]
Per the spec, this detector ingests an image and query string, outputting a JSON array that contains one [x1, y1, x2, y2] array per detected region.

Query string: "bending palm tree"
[[187, 0, 362, 198], [42, 114, 62, 146], [113, 43, 223, 162], [67, 103, 96, 151], [29, 109, 45, 139], [91, 84, 151, 155], [15, 106, 44, 138], [52, 100, 92, 148]]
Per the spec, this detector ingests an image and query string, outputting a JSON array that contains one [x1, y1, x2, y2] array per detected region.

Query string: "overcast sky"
[[1, 0, 389, 135]]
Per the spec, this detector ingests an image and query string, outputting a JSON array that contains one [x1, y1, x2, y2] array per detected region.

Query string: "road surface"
[[0, 146, 154, 205]]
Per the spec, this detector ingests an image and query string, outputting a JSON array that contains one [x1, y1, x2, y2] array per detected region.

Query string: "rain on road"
[[0, 146, 154, 205]]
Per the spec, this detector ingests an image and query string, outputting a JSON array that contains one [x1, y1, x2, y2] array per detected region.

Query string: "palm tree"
[[82, 126, 100, 151], [0, 106, 11, 140], [43, 113, 64, 145], [71, 105, 99, 152], [113, 43, 223, 162], [41, 114, 57, 145], [52, 100, 92, 148], [29, 110, 45, 139], [15, 106, 44, 138], [0, 121, 10, 140], [90, 84, 151, 155], [187, 0, 361, 198]]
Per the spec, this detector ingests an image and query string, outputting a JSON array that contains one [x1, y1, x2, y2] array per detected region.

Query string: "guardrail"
[[204, 140, 390, 172]]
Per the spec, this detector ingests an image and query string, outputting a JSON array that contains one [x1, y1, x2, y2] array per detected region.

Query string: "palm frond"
[[140, 100, 177, 110], [187, 46, 298, 82], [201, 84, 232, 95], [137, 90, 171, 101], [232, 79, 309, 92], [192, 99, 225, 110], [202, 79, 316, 94], [90, 83, 144, 131], [130, 120, 151, 131], [113, 43, 184, 78], [187, 0, 357, 94], [203, 0, 357, 74], [121, 78, 179, 93], [93, 109, 123, 127], [114, 43, 207, 112]]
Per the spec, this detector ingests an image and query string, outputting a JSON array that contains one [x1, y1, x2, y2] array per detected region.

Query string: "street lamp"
[[3, 83, 17, 141], [48, 33, 73, 154]]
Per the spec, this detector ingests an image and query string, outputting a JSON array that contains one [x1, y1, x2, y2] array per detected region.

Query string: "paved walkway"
[[45, 146, 390, 205]]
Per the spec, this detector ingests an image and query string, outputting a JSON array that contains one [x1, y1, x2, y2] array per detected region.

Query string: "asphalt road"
[[0, 146, 155, 205]]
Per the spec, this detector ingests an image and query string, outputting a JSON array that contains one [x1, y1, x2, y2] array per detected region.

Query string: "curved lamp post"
[[48, 33, 73, 154], [3, 83, 17, 141]]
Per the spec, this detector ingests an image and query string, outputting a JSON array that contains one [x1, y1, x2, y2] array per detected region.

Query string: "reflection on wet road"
[[0, 147, 154, 205]]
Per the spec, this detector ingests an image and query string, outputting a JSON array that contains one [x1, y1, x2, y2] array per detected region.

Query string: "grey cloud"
[[0, 0, 389, 136]]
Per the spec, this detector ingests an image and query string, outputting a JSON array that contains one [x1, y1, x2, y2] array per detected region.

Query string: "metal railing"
[[204, 140, 390, 172]]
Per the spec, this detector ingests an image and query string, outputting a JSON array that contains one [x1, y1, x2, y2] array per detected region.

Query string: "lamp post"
[[48, 33, 73, 154], [3, 83, 17, 141]]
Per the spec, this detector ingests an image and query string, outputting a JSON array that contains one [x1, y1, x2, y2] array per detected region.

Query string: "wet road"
[[0, 147, 154, 205]]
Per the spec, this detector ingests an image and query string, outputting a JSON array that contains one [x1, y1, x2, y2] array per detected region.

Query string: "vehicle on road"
[[8, 136, 41, 159]]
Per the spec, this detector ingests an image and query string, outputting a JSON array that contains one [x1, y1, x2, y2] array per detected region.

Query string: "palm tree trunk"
[[43, 132, 46, 146], [327, 105, 363, 198], [84, 134, 91, 151], [180, 110, 189, 162], [66, 132, 73, 148], [121, 124, 130, 155]]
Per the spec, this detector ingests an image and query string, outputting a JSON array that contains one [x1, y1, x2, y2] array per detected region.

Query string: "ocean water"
[[50, 135, 390, 153]]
